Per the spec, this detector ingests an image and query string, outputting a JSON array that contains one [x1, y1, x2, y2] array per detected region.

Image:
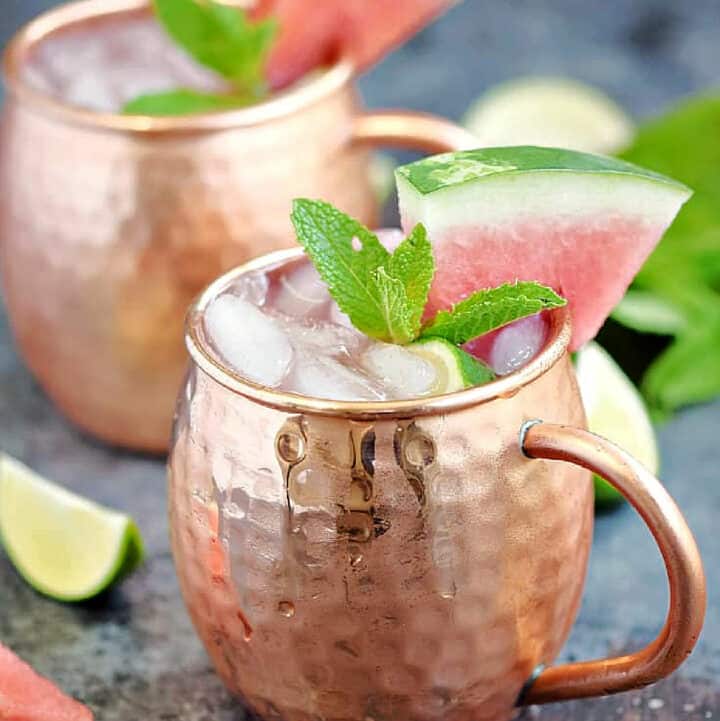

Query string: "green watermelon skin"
[[396, 146, 691, 350], [0, 644, 93, 721]]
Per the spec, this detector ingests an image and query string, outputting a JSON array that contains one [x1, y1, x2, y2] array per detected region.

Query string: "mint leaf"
[[611, 290, 687, 336], [291, 199, 391, 340], [642, 320, 720, 413], [152, 0, 276, 92], [617, 95, 720, 412], [421, 281, 566, 345], [123, 89, 252, 116], [384, 224, 435, 338], [290, 200, 434, 344], [372, 267, 416, 344]]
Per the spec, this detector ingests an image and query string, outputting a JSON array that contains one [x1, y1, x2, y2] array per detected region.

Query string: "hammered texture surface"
[[0, 81, 375, 451], [168, 356, 592, 721], [2, 1, 720, 720]]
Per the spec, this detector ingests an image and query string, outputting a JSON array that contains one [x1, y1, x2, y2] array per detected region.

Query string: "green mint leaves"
[[123, 0, 277, 116], [616, 94, 720, 414], [290, 200, 433, 344], [420, 282, 566, 345], [291, 199, 566, 347], [123, 89, 253, 116]]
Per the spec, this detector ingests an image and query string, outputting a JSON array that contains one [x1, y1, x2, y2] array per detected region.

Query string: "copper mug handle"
[[520, 421, 707, 704], [351, 110, 477, 153]]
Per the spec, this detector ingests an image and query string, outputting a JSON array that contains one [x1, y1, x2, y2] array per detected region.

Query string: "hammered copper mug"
[[168, 249, 706, 721], [0, 0, 475, 452]]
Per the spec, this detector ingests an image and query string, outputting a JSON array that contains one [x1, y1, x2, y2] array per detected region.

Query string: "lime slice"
[[574, 342, 659, 505], [0, 454, 144, 601], [409, 337, 495, 392], [463, 76, 634, 155]]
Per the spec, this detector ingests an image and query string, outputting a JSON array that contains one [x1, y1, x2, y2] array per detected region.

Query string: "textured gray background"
[[1, 1, 719, 719]]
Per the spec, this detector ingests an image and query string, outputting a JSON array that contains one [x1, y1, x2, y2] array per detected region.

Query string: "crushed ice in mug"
[[203, 255, 550, 401]]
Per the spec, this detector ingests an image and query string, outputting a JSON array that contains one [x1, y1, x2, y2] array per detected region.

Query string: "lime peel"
[[0, 454, 144, 602], [408, 337, 495, 392], [574, 342, 659, 505]]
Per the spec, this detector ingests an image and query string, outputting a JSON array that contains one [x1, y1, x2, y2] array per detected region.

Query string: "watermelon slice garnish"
[[0, 643, 93, 720], [254, 0, 452, 89], [395, 146, 691, 350]]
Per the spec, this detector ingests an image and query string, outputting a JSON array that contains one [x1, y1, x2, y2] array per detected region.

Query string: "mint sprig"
[[123, 0, 277, 116], [290, 200, 433, 344], [291, 199, 567, 347], [616, 94, 720, 414], [420, 282, 566, 345]]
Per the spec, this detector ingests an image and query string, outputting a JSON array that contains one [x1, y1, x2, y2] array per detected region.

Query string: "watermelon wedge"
[[0, 643, 93, 720], [395, 146, 691, 350], [254, 0, 452, 89]]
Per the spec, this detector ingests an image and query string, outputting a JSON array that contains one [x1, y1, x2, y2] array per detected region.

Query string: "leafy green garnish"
[[123, 88, 253, 116], [420, 282, 566, 345], [290, 199, 433, 344], [123, 0, 277, 116], [618, 94, 720, 413], [291, 198, 565, 349], [611, 289, 687, 336], [381, 225, 435, 339], [642, 320, 720, 415]]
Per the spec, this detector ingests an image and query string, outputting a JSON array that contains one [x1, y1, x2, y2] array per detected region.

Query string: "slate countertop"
[[1, 1, 718, 719]]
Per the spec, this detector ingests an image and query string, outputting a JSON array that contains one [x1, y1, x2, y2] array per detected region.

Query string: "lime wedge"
[[464, 76, 634, 155], [409, 337, 495, 392], [0, 454, 144, 601], [574, 342, 659, 506]]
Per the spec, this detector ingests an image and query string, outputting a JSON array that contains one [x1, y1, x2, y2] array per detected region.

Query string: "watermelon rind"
[[396, 145, 689, 196]]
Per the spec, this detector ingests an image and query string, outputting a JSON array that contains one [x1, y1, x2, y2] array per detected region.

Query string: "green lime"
[[574, 342, 659, 506], [409, 337, 495, 392], [463, 76, 634, 155], [0, 454, 144, 602]]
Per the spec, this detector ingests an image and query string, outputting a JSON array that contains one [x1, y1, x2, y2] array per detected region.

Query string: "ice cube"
[[205, 294, 292, 387], [234, 272, 269, 306], [289, 355, 385, 401], [280, 317, 366, 356], [273, 263, 330, 317], [362, 343, 437, 398], [62, 70, 119, 112], [489, 313, 547, 375], [329, 302, 354, 328]]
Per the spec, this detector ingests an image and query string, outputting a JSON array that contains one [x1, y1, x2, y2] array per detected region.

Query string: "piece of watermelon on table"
[[0, 643, 93, 720], [254, 0, 453, 89], [395, 146, 691, 351]]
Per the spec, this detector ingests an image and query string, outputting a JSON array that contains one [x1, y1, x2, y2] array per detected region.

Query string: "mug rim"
[[185, 247, 573, 418], [2, 0, 355, 134]]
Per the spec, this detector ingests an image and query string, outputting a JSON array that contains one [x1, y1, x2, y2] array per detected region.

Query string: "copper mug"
[[0, 0, 475, 453], [168, 249, 706, 721]]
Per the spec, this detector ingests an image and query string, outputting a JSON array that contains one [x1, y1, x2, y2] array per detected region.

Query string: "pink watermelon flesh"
[[396, 148, 691, 351], [422, 215, 663, 351], [255, 0, 453, 89], [0, 643, 93, 721]]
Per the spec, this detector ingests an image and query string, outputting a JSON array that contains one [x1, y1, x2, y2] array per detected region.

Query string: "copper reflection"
[[0, 0, 476, 452], [167, 249, 704, 721]]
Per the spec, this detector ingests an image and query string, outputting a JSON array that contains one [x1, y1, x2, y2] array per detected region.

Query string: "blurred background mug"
[[0, 0, 474, 453], [168, 249, 705, 721]]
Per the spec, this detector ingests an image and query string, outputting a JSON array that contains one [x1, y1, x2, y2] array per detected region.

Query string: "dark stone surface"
[[1, 1, 719, 719]]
